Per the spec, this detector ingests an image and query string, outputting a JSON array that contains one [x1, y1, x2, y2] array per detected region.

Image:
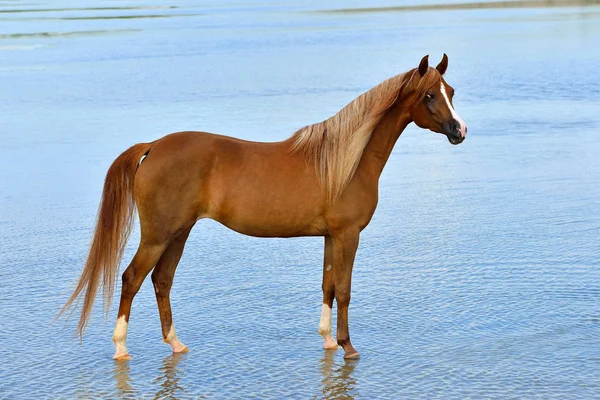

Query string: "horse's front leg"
[[319, 235, 338, 349], [332, 230, 360, 359]]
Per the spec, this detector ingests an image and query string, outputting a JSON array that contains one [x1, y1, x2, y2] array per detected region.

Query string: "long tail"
[[57, 142, 153, 338]]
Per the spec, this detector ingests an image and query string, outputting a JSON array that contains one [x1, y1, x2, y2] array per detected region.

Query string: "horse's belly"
[[224, 222, 325, 238], [212, 202, 326, 238]]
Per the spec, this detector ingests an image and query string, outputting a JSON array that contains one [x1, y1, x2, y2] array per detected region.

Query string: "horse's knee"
[[322, 284, 334, 303], [335, 290, 351, 306]]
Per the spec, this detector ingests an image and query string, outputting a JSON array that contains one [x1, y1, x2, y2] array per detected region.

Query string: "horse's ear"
[[418, 55, 429, 77], [436, 53, 448, 75]]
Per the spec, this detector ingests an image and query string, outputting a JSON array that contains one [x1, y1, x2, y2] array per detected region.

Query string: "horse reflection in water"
[[320, 350, 360, 399], [58, 54, 467, 360], [113, 354, 187, 400], [113, 359, 137, 398], [153, 354, 187, 399]]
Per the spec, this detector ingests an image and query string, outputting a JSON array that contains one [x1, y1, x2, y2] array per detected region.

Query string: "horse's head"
[[409, 54, 467, 145]]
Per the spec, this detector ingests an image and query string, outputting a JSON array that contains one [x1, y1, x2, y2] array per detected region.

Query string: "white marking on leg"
[[319, 304, 332, 336], [112, 315, 129, 358], [165, 324, 178, 343], [440, 82, 467, 137], [326, 264, 332, 272], [319, 304, 337, 349], [164, 324, 189, 353]]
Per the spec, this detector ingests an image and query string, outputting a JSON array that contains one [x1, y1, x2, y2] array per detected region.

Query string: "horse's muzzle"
[[445, 120, 467, 145], [447, 133, 465, 145]]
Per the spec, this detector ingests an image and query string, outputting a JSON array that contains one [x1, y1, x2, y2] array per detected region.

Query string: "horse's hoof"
[[170, 340, 190, 354], [322, 335, 338, 350], [172, 345, 189, 354], [343, 351, 360, 360], [113, 352, 131, 361]]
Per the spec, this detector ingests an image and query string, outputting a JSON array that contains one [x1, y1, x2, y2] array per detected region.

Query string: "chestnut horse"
[[59, 54, 467, 360]]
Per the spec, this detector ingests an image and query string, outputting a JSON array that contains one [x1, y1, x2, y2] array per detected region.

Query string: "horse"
[[58, 54, 467, 360]]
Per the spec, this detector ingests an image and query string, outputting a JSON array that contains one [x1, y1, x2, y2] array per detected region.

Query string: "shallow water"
[[1, 1, 600, 398]]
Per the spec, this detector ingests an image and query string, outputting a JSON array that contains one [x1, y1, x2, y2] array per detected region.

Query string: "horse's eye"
[[425, 93, 434, 102]]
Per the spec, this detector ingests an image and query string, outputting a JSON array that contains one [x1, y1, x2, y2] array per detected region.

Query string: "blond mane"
[[291, 68, 439, 202]]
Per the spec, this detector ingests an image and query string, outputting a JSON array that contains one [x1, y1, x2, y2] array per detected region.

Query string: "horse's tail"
[[57, 142, 153, 339]]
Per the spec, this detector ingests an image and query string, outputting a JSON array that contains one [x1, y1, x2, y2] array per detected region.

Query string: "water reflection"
[[153, 353, 187, 400], [113, 354, 186, 399], [319, 350, 359, 399], [113, 360, 138, 399]]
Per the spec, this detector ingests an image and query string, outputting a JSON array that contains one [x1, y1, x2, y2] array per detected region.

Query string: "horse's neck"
[[359, 106, 412, 178]]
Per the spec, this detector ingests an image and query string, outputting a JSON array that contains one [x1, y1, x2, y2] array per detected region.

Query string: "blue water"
[[1, 1, 600, 398]]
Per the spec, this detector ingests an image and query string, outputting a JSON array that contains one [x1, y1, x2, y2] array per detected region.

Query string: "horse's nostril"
[[465, 126, 468, 134]]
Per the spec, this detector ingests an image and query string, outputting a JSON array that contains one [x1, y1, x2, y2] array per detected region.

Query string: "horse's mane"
[[290, 67, 440, 202]]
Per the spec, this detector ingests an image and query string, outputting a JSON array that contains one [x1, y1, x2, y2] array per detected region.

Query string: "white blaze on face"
[[318, 304, 333, 336], [440, 82, 467, 138]]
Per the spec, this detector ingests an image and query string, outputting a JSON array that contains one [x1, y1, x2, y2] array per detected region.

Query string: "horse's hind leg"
[[151, 228, 192, 354], [112, 242, 167, 360]]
